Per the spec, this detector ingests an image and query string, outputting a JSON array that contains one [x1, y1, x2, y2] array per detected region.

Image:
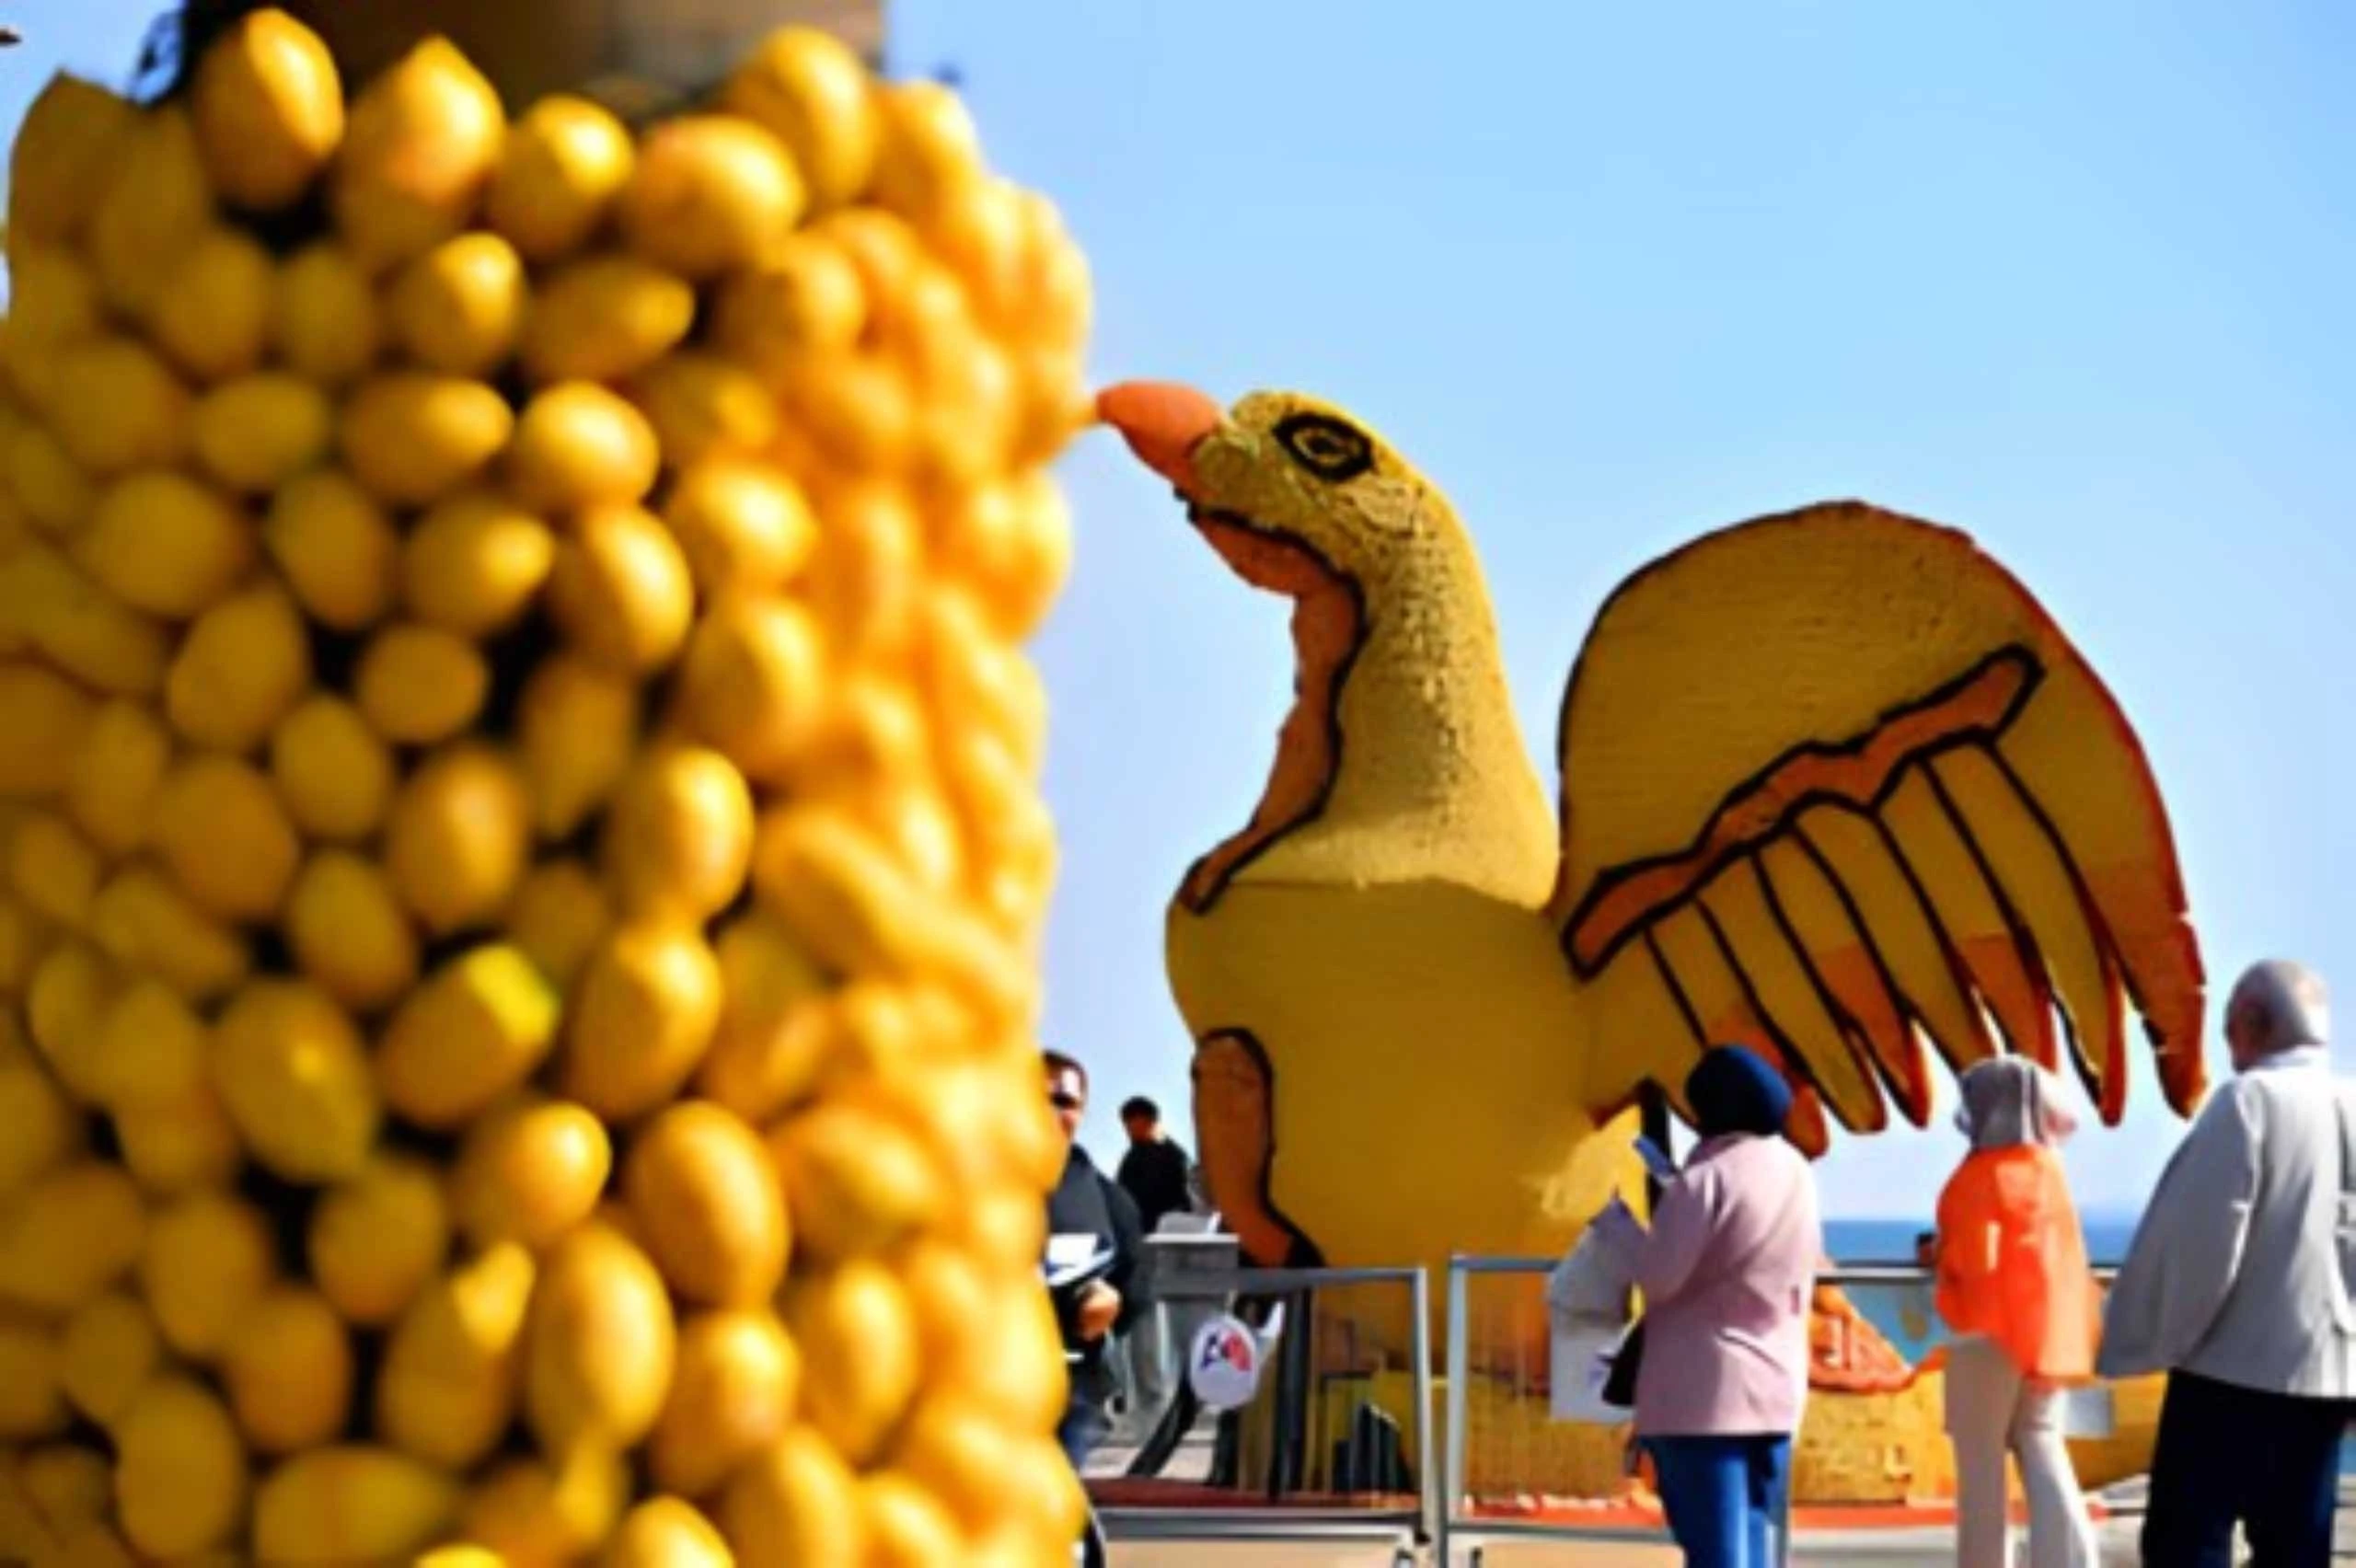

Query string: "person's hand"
[[1077, 1281, 1122, 1342]]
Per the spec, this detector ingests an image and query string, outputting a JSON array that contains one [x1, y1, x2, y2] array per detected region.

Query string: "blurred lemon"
[[0, 247, 105, 404], [0, 1162, 144, 1314], [0, 662, 95, 798], [86, 978, 207, 1109], [75, 470, 253, 618], [269, 693, 395, 842], [508, 381, 660, 513], [382, 744, 530, 936], [222, 1285, 352, 1454], [521, 255, 695, 385], [47, 337, 191, 478], [376, 943, 560, 1129], [604, 1497, 733, 1568], [693, 913, 831, 1123], [150, 753, 301, 923], [338, 372, 514, 507], [628, 352, 779, 470], [719, 1428, 861, 1567], [191, 372, 334, 493], [860, 1472, 963, 1568], [548, 504, 694, 674], [5, 423, 98, 536], [376, 1241, 536, 1469], [112, 1080, 243, 1196], [784, 1261, 918, 1466], [559, 922, 722, 1121], [264, 467, 399, 630], [0, 1320, 68, 1440], [622, 1100, 787, 1308], [284, 850, 419, 1012], [191, 6, 343, 211], [525, 1222, 677, 1455], [663, 460, 819, 598], [650, 1309, 799, 1499], [457, 1451, 629, 1564], [770, 1100, 943, 1264], [677, 595, 826, 783], [137, 1189, 276, 1359], [503, 859, 612, 988], [0, 1042, 81, 1200], [603, 746, 755, 922], [354, 622, 491, 746], [722, 27, 880, 211], [7, 75, 139, 248], [869, 81, 985, 225], [58, 1291, 161, 1429], [89, 869, 248, 998], [620, 116, 805, 281], [401, 490, 555, 636], [112, 1376, 248, 1559], [388, 232, 529, 376], [518, 653, 640, 842], [307, 1153, 448, 1327], [164, 581, 312, 752], [451, 1094, 611, 1251], [26, 939, 118, 1101], [212, 978, 379, 1182], [8, 813, 99, 931], [250, 1446, 462, 1563], [271, 243, 381, 387], [488, 95, 635, 263], [87, 107, 213, 321], [149, 227, 274, 383], [712, 232, 868, 375], [333, 37, 504, 274]]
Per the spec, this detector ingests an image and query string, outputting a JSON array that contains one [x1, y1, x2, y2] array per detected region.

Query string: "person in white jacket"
[[2099, 960, 2356, 1567]]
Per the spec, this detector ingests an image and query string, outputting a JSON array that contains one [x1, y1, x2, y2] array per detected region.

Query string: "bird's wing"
[[1552, 502, 2203, 1151]]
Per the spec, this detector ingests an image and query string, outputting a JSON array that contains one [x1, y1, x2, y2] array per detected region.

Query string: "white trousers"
[[1943, 1334, 2099, 1568]]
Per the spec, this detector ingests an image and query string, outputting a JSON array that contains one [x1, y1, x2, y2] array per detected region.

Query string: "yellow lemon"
[[400, 490, 555, 636], [548, 504, 694, 674], [87, 107, 214, 321], [692, 912, 831, 1123], [719, 1429, 862, 1567], [376, 1242, 536, 1469], [677, 594, 826, 782], [338, 372, 514, 506], [602, 746, 755, 922], [893, 1399, 1024, 1537], [618, 115, 806, 281], [250, 1446, 462, 1563], [263, 467, 399, 629], [921, 175, 1029, 329], [8, 813, 99, 931], [382, 744, 530, 936], [711, 232, 868, 375], [603, 1497, 733, 1568], [26, 939, 119, 1101], [520, 255, 694, 385], [0, 246, 105, 409], [769, 1101, 943, 1264], [457, 1452, 629, 1564], [138, 1189, 276, 1359], [663, 460, 819, 599], [307, 1154, 447, 1327], [112, 1080, 243, 1195], [150, 753, 300, 922], [191, 372, 334, 493], [0, 663, 95, 799], [517, 653, 639, 842], [46, 337, 191, 477], [58, 1291, 161, 1429], [222, 1285, 352, 1454], [353, 623, 490, 745], [942, 468, 1072, 639], [558, 922, 722, 1121], [650, 1309, 800, 1499], [783, 1261, 920, 1466], [859, 1473, 963, 1568], [0, 898, 54, 996], [164, 581, 312, 752], [451, 1095, 612, 1251], [622, 1100, 788, 1308], [626, 351, 779, 470], [149, 226, 275, 383], [0, 1319, 65, 1440], [332, 37, 504, 274], [112, 1376, 248, 1559], [503, 859, 612, 988], [0, 1043, 81, 1200], [506, 381, 660, 513], [804, 478, 921, 662], [268, 693, 395, 842], [75, 470, 253, 618], [89, 867, 251, 1003], [869, 80, 985, 225], [212, 978, 379, 1182], [86, 978, 208, 1110], [387, 232, 529, 377], [376, 943, 560, 1129], [191, 6, 342, 210], [906, 1252, 1065, 1435], [284, 850, 419, 1012], [722, 27, 881, 211], [780, 346, 912, 473], [7, 74, 138, 248], [487, 95, 635, 263], [64, 700, 167, 859], [271, 242, 381, 387], [525, 1222, 677, 1455], [3, 423, 98, 537], [0, 1162, 144, 1314]]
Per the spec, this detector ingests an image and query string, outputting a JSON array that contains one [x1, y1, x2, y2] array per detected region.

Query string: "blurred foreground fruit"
[[0, 8, 1087, 1559]]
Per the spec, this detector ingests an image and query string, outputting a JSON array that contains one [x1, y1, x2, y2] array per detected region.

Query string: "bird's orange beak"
[[1095, 381, 1222, 497]]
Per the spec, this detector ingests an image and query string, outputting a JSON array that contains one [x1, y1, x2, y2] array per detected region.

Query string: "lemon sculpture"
[[1099, 382, 2204, 1501], [0, 10, 1091, 1562]]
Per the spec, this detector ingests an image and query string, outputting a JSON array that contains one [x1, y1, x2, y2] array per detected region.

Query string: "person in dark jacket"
[[1045, 1050, 1145, 1470], [1114, 1096, 1194, 1236]]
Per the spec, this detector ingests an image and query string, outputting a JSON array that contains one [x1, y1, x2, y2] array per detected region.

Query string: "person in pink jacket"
[[1594, 1044, 1823, 1568]]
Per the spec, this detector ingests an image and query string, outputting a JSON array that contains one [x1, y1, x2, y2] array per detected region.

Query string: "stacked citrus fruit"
[[0, 9, 1090, 1562]]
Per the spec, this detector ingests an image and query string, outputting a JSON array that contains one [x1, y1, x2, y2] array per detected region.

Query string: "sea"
[[1825, 1212, 2140, 1268]]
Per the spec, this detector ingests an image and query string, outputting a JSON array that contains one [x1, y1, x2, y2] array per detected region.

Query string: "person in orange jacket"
[[1934, 1056, 2101, 1568]]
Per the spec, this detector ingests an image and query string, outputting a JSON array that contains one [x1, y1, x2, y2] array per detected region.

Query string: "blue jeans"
[[1646, 1435, 1792, 1568], [1058, 1397, 1113, 1471], [2143, 1369, 2349, 1568]]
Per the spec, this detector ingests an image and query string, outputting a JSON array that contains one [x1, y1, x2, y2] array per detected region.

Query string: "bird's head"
[[1095, 382, 1453, 598]]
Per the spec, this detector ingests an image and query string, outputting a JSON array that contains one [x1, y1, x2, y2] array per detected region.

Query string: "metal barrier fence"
[[1086, 1243, 1432, 1562]]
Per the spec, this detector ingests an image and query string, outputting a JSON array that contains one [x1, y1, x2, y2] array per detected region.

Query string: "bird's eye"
[[1273, 414, 1374, 483]]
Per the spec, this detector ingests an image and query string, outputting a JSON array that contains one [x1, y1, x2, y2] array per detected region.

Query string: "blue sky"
[[13, 2, 2356, 1217]]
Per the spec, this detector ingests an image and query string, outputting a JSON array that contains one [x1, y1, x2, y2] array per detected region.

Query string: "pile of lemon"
[[0, 9, 1089, 1563]]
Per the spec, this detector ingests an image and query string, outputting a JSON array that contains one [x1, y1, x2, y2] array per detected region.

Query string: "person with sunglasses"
[[1045, 1049, 1147, 1471]]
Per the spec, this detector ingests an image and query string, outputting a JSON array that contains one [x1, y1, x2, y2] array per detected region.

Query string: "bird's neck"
[[1180, 530, 1558, 912]]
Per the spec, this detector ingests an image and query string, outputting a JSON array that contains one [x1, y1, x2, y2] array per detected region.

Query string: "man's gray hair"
[[2227, 960, 2330, 1054]]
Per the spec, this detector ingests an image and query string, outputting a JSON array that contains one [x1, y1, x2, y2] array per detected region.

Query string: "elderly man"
[[2100, 960, 2356, 1567]]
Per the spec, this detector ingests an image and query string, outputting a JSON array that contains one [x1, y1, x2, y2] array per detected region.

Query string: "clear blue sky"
[[13, 1, 2356, 1218]]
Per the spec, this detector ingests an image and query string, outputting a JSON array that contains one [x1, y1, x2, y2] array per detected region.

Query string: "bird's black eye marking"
[[1273, 413, 1374, 483]]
